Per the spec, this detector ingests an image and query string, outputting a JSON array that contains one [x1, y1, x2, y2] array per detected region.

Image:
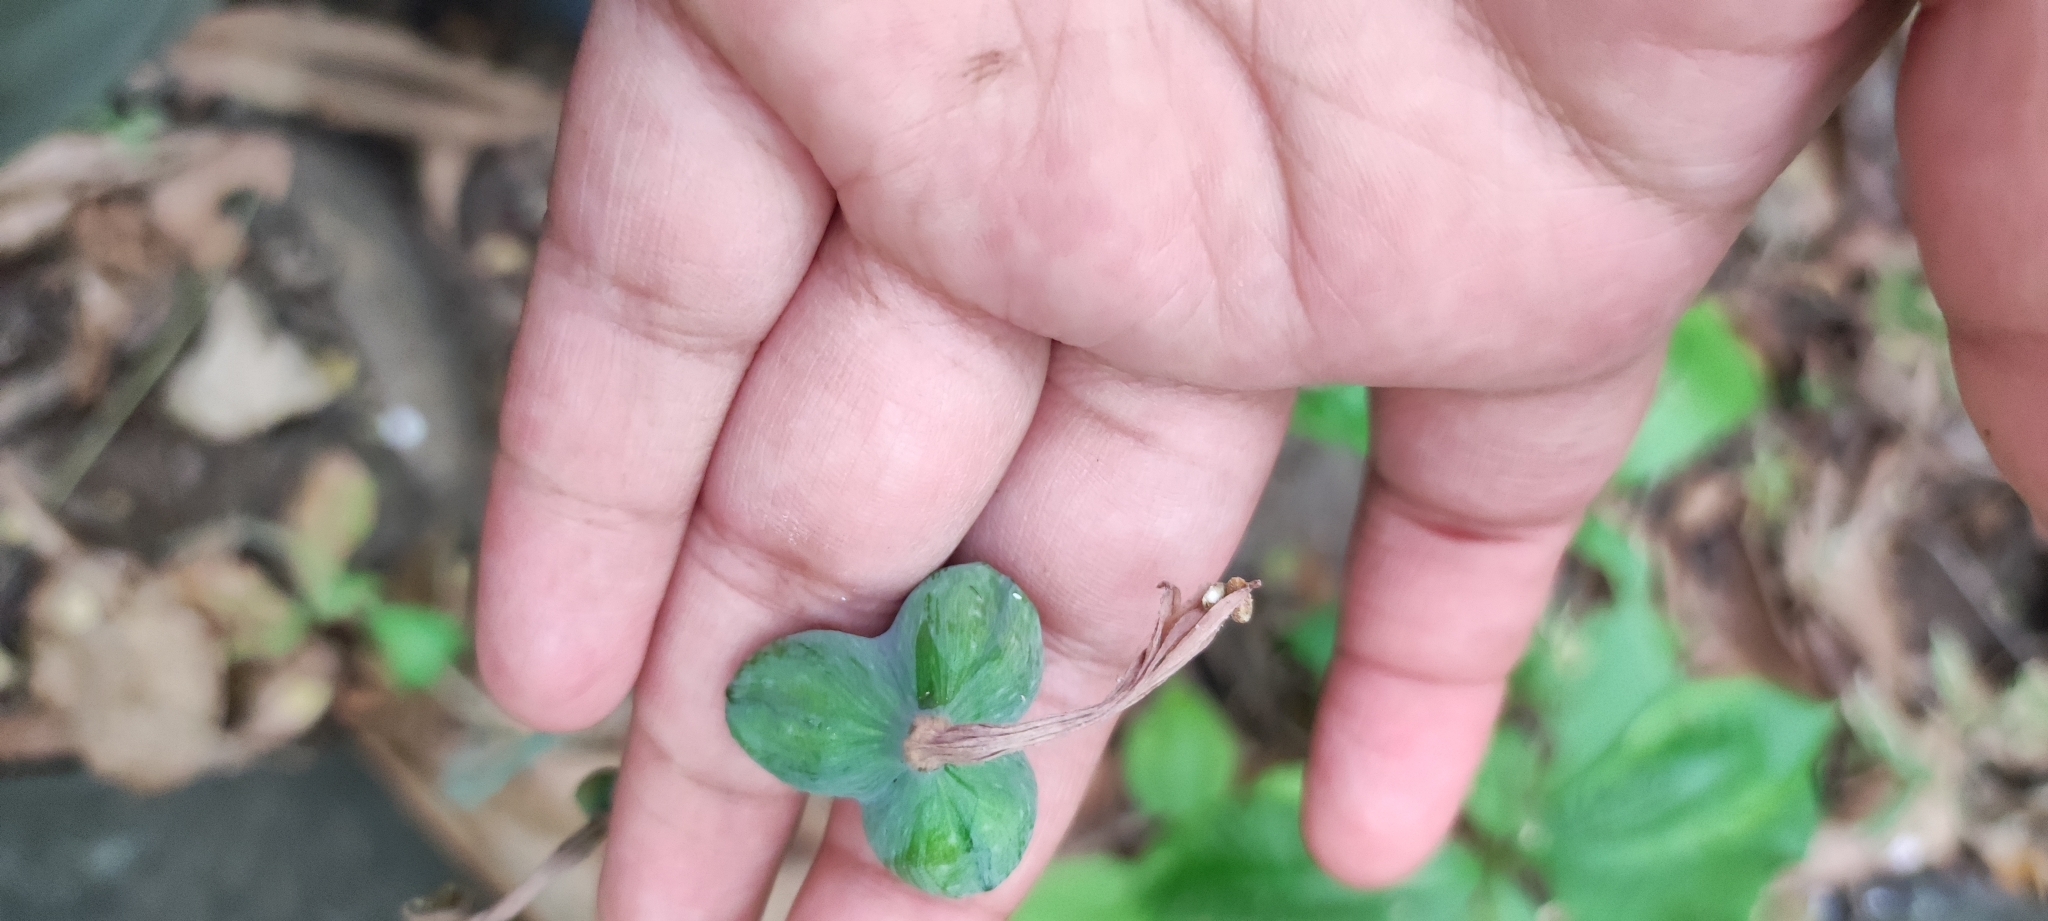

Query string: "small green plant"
[[1225, 520, 1837, 920], [282, 451, 467, 690], [724, 564, 1258, 897], [1290, 386, 1371, 455], [1616, 300, 1769, 487], [1018, 681, 1532, 921]]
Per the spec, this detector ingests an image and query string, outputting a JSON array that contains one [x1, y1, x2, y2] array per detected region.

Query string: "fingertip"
[[1301, 666, 1505, 890], [474, 468, 679, 731]]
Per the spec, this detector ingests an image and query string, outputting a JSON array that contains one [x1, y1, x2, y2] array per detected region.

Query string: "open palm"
[[474, 0, 2044, 918]]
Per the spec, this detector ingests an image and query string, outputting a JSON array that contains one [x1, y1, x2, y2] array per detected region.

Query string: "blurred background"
[[0, 2, 2042, 920]]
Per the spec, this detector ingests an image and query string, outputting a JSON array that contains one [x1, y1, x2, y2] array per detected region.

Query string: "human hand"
[[473, 0, 2043, 917]]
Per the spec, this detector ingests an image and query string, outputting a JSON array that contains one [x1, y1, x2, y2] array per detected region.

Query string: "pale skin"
[[473, 0, 2048, 917]]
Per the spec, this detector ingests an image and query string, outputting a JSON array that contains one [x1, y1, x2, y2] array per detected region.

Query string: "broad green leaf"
[[1463, 725, 1540, 846], [1291, 386, 1372, 455], [1391, 843, 1537, 921], [1518, 596, 1680, 783], [862, 754, 1036, 898], [1533, 679, 1836, 921], [575, 766, 618, 820], [1616, 302, 1767, 487], [0, 0, 208, 162], [1283, 604, 1340, 682], [363, 603, 468, 690], [1123, 681, 1241, 823], [886, 563, 1043, 725], [285, 451, 379, 601], [1139, 765, 1399, 920], [726, 629, 914, 800], [1015, 856, 1152, 921], [308, 571, 383, 623]]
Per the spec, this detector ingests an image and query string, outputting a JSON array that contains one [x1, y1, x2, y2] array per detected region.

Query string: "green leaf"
[[1283, 604, 1340, 682], [1518, 595, 1681, 783], [0, 0, 208, 162], [1139, 764, 1400, 921], [285, 452, 380, 602], [575, 766, 618, 820], [307, 571, 383, 623], [1123, 681, 1242, 823], [362, 603, 467, 690], [1533, 679, 1836, 921], [1616, 302, 1767, 487], [862, 754, 1037, 898], [1290, 386, 1372, 455], [1463, 725, 1540, 847], [885, 563, 1043, 725], [1015, 856, 1152, 921], [1390, 843, 1537, 921], [725, 629, 915, 800]]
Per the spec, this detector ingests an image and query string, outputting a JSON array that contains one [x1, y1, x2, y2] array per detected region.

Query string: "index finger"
[[476, 0, 832, 730]]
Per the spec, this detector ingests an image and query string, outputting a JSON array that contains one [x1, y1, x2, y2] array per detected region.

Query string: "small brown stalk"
[[904, 578, 1258, 771]]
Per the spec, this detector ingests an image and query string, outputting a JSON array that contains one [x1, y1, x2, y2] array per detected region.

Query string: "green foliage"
[[362, 603, 469, 691], [575, 767, 618, 820], [1087, 516, 1837, 921], [1290, 386, 1372, 455], [1122, 681, 1241, 822], [1282, 603, 1339, 683], [724, 563, 1043, 898], [1500, 518, 1835, 920], [1617, 301, 1768, 487], [0, 0, 209, 162], [279, 453, 467, 690], [1532, 681, 1835, 921], [1020, 686, 1532, 921]]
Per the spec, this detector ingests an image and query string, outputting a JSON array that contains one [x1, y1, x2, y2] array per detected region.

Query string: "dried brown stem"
[[403, 817, 608, 921], [904, 578, 1258, 771]]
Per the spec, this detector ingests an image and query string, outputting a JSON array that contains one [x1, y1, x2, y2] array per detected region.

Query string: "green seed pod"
[[724, 563, 1044, 898]]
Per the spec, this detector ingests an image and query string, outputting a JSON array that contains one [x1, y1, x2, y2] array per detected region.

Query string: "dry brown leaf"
[[1661, 472, 1834, 695], [147, 133, 292, 270], [166, 8, 560, 230], [222, 639, 340, 766], [170, 551, 303, 661], [29, 571, 227, 793], [1971, 816, 2048, 900], [0, 131, 292, 261], [0, 192, 75, 255], [163, 279, 354, 441], [0, 459, 75, 557], [1783, 446, 1923, 698]]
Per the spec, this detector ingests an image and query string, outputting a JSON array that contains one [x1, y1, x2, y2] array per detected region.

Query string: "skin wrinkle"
[[538, 242, 773, 362], [1176, 0, 1326, 371]]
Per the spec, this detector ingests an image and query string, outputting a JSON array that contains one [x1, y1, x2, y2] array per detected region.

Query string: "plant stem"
[[904, 578, 1258, 771], [466, 816, 608, 921], [42, 269, 212, 506]]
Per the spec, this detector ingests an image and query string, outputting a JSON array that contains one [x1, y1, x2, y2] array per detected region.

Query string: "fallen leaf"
[[147, 133, 292, 270], [29, 572, 227, 793], [284, 449, 378, 604], [0, 130, 290, 260], [222, 639, 339, 765], [166, 8, 560, 231], [162, 278, 353, 441], [170, 551, 303, 660]]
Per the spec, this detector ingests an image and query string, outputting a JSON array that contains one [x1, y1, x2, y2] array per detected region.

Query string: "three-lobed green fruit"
[[725, 563, 1045, 897]]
